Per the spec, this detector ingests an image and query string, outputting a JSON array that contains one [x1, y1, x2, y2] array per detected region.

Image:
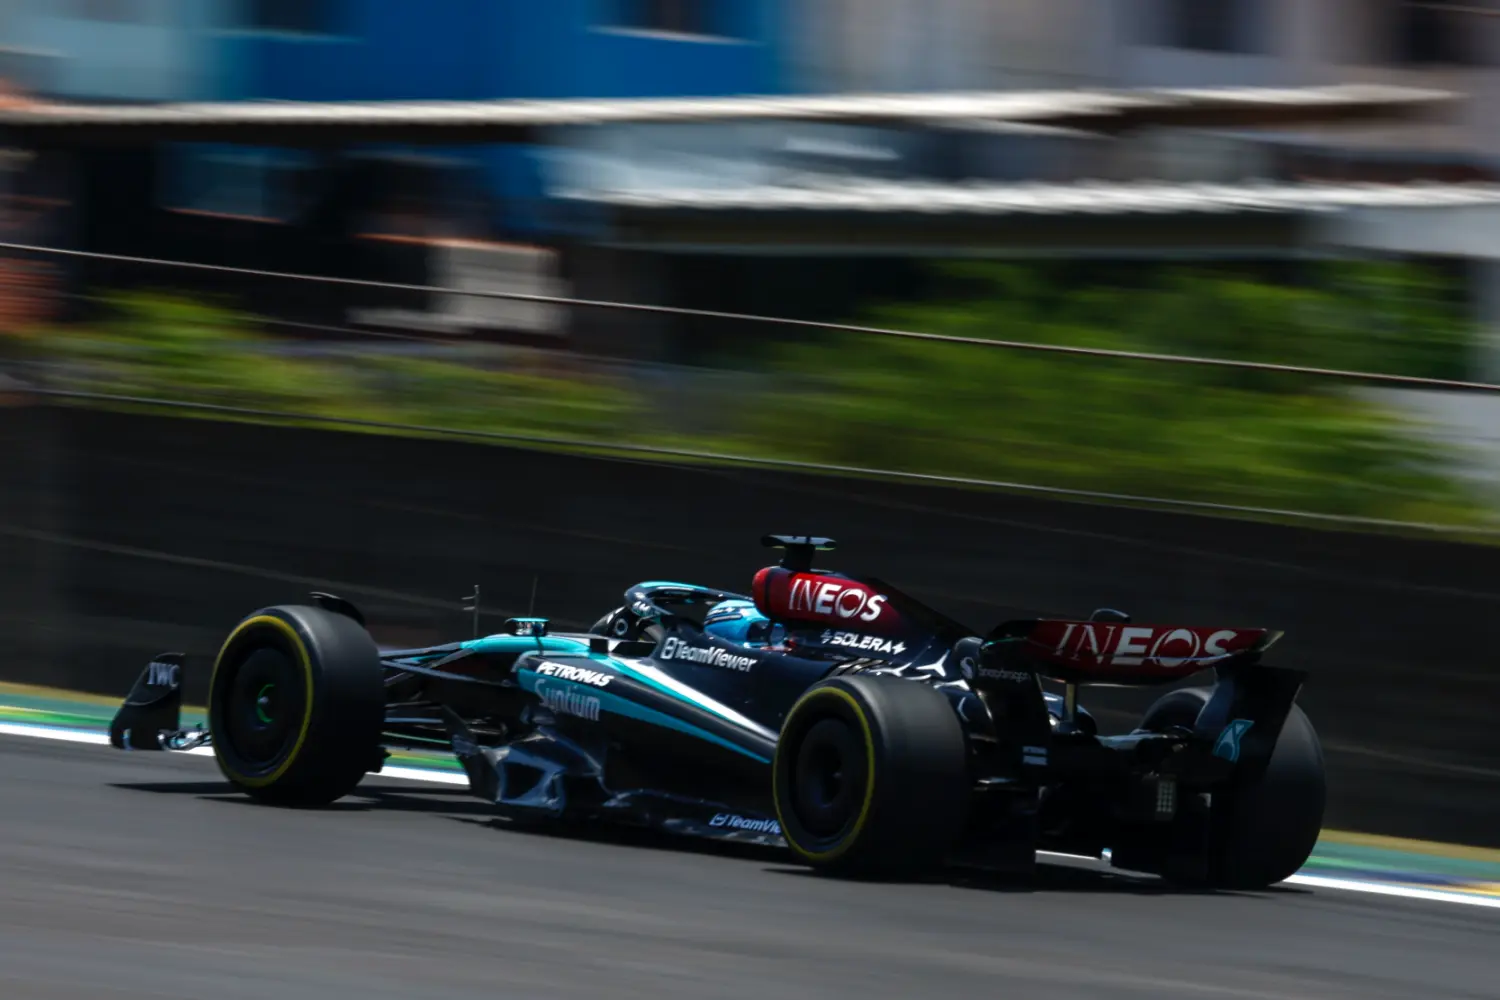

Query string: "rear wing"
[[988, 618, 1282, 685]]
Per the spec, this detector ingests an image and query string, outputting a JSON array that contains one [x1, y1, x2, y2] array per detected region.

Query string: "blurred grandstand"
[[3, 2, 1500, 526]]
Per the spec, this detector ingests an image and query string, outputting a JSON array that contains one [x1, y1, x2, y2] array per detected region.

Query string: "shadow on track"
[[445, 813, 1306, 901], [109, 778, 1310, 901], [108, 779, 499, 816]]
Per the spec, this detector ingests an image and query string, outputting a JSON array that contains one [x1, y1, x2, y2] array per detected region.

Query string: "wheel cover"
[[218, 646, 308, 773], [790, 717, 866, 840]]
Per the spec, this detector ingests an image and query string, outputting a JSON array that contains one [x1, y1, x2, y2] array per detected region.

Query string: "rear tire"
[[773, 674, 969, 877], [208, 605, 384, 807], [1139, 686, 1325, 890]]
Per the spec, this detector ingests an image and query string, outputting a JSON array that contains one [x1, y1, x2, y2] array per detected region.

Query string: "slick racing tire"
[[1140, 687, 1326, 890], [773, 674, 969, 878], [208, 604, 384, 807]]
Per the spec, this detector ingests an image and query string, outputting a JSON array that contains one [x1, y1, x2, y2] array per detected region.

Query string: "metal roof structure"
[[548, 180, 1500, 257], [0, 84, 1460, 147], [554, 179, 1500, 215]]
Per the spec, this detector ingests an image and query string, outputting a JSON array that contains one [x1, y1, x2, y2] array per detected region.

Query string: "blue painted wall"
[[224, 1, 780, 101], [6, 1, 235, 102], [190, 0, 785, 234]]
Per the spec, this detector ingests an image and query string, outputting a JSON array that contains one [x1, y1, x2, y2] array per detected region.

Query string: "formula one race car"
[[109, 535, 1325, 888]]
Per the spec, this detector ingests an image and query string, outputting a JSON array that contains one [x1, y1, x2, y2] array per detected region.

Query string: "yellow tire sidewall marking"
[[208, 613, 316, 788], [774, 685, 877, 863]]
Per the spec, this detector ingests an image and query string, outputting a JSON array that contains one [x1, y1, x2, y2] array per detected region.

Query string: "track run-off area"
[[1, 685, 1498, 999]]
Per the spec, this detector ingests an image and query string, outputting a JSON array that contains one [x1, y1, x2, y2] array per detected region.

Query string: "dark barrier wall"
[[2, 404, 1497, 847]]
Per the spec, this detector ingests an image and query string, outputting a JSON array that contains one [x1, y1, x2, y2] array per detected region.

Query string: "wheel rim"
[[220, 646, 307, 772], [792, 717, 865, 839]]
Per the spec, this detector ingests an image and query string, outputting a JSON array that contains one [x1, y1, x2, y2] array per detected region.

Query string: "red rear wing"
[[1018, 620, 1279, 683]]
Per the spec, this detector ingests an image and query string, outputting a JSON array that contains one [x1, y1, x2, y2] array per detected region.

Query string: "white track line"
[[3, 721, 1498, 910], [1033, 848, 1500, 910], [377, 765, 468, 785], [0, 722, 112, 744], [1282, 873, 1500, 911]]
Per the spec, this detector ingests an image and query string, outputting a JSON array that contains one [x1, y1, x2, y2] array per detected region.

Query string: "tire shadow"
[[445, 813, 1306, 899], [768, 862, 1310, 899]]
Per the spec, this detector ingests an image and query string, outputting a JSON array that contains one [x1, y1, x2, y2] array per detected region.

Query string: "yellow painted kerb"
[[1317, 828, 1500, 865], [208, 614, 315, 788]]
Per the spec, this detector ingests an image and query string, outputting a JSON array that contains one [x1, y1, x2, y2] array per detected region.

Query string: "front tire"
[[208, 605, 384, 807], [1139, 687, 1326, 890], [773, 674, 969, 877]]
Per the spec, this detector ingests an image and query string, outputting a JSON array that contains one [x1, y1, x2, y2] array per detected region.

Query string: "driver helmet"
[[702, 599, 781, 647]]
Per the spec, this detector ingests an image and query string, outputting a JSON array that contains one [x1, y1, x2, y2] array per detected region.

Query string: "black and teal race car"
[[109, 534, 1325, 887]]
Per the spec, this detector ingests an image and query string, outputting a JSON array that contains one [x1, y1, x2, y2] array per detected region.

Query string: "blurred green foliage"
[[28, 261, 1497, 529], [729, 261, 1491, 524], [37, 293, 642, 441]]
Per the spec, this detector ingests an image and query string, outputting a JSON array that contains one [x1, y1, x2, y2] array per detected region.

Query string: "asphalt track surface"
[[2, 734, 1497, 1000]]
